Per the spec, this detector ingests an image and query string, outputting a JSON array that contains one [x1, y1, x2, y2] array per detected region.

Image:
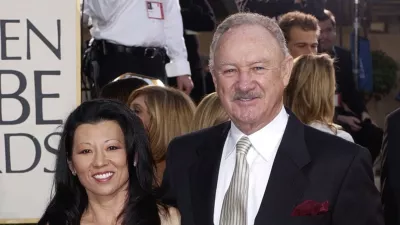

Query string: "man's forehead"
[[217, 25, 283, 52], [221, 24, 276, 41], [319, 19, 333, 28], [289, 27, 318, 42]]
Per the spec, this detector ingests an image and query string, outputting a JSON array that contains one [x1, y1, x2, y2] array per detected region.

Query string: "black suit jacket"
[[332, 46, 367, 117], [381, 108, 400, 225], [180, 0, 215, 69], [162, 113, 383, 225]]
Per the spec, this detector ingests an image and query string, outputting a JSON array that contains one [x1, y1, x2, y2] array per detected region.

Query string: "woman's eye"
[[80, 149, 91, 154], [108, 146, 119, 151]]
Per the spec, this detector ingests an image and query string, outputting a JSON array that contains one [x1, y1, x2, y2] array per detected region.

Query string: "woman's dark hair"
[[38, 99, 161, 225]]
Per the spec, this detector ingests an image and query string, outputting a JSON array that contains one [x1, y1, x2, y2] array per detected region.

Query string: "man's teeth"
[[93, 172, 113, 179]]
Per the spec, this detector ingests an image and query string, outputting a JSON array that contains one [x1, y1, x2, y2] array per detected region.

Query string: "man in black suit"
[[381, 107, 400, 225], [162, 12, 383, 225], [180, 0, 216, 103], [167, 0, 215, 102], [318, 9, 383, 162]]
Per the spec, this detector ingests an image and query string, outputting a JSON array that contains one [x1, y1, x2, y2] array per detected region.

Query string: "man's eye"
[[252, 67, 265, 71], [224, 69, 236, 73]]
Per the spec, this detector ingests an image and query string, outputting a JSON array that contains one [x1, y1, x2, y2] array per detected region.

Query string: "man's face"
[[212, 24, 293, 134], [318, 19, 336, 51], [287, 26, 319, 58]]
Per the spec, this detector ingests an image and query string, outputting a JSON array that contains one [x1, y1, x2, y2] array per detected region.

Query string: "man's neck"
[[234, 104, 283, 135]]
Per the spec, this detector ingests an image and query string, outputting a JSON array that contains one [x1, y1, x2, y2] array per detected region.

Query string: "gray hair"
[[209, 13, 289, 71]]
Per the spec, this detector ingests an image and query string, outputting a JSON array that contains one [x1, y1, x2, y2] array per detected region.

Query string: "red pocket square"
[[291, 200, 329, 216]]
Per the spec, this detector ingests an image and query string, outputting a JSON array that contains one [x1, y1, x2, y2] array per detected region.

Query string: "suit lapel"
[[255, 114, 311, 225], [189, 122, 231, 225]]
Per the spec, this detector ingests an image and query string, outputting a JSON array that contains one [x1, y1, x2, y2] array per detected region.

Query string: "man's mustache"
[[233, 91, 262, 100]]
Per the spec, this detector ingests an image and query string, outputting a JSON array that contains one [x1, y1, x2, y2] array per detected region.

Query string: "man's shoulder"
[[303, 124, 368, 161], [387, 107, 400, 122], [334, 46, 351, 55], [168, 122, 229, 153]]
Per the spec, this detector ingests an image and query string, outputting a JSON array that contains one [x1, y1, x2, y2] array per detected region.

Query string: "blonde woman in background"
[[284, 54, 354, 142], [127, 86, 196, 184], [191, 92, 229, 131]]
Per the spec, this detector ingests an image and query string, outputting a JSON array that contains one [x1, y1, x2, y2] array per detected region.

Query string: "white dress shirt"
[[81, 0, 191, 77], [213, 106, 289, 225]]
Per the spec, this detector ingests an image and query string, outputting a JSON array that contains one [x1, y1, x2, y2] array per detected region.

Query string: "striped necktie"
[[220, 136, 252, 225]]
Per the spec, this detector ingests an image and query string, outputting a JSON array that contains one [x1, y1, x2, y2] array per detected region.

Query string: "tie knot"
[[236, 136, 251, 155]]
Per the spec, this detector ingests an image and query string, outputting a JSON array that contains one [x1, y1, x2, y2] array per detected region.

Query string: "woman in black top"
[[38, 99, 179, 225]]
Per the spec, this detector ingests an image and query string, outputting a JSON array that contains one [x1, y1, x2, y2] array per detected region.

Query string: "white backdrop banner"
[[0, 0, 80, 222]]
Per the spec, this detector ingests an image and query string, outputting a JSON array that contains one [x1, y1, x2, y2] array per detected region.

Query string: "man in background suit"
[[162, 12, 383, 225], [381, 107, 400, 225], [318, 9, 383, 162], [278, 11, 319, 59], [181, 0, 216, 103]]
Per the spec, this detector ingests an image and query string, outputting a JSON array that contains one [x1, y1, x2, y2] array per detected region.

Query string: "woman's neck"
[[155, 160, 166, 185], [83, 184, 128, 225]]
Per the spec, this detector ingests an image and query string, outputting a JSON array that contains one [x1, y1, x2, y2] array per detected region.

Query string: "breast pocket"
[[290, 212, 330, 225]]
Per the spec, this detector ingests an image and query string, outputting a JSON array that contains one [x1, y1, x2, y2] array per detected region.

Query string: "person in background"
[[38, 99, 180, 225], [278, 11, 320, 59], [128, 86, 195, 184], [180, 0, 216, 103], [381, 107, 400, 225], [81, 0, 193, 94], [284, 54, 354, 142], [318, 9, 383, 162], [236, 0, 326, 19], [98, 74, 150, 103], [191, 92, 229, 131]]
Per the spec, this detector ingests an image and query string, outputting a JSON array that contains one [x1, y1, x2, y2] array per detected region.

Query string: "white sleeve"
[[163, 0, 191, 77], [80, 0, 91, 25]]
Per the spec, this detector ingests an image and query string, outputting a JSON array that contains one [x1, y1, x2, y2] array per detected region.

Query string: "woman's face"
[[69, 120, 129, 197], [130, 95, 151, 129]]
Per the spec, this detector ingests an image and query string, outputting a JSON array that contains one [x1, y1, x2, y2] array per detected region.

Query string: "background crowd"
[[7, 0, 400, 225]]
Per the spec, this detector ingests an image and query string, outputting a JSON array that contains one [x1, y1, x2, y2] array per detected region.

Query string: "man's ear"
[[281, 55, 294, 87], [68, 160, 76, 175]]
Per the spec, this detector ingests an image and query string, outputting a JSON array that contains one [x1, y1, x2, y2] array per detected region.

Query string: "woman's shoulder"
[[159, 206, 181, 225], [336, 129, 355, 143]]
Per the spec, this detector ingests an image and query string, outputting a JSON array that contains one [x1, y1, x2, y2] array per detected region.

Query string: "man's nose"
[[237, 69, 255, 91], [306, 46, 315, 55], [320, 32, 328, 40]]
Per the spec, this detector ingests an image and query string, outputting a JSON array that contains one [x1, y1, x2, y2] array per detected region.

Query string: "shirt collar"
[[226, 106, 289, 161]]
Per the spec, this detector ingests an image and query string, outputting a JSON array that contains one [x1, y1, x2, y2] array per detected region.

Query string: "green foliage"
[[371, 50, 399, 99]]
